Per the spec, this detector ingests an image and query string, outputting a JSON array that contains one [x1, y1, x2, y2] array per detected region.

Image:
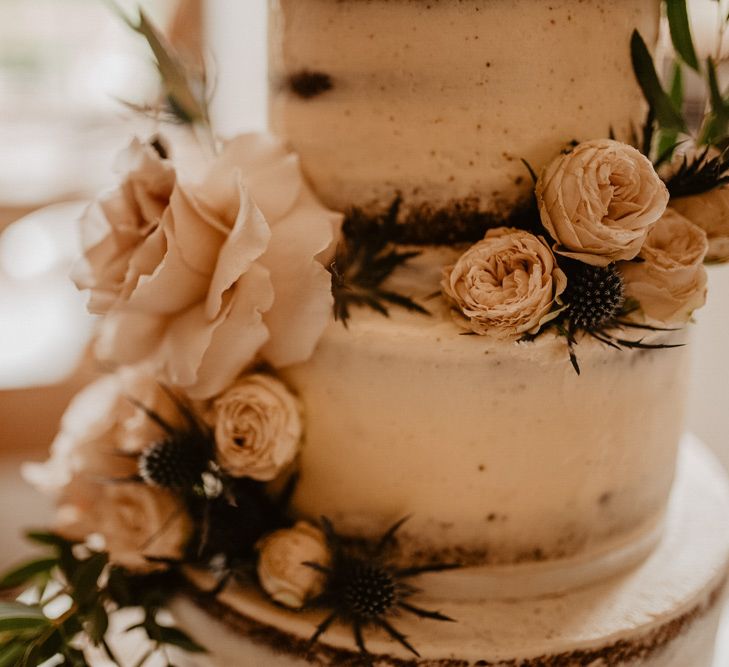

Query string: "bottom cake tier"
[[170, 436, 729, 666]]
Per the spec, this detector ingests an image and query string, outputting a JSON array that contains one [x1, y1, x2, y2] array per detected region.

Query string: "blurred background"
[[0, 0, 728, 658]]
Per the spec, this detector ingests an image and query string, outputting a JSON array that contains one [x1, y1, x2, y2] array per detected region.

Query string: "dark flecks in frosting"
[[288, 70, 333, 99]]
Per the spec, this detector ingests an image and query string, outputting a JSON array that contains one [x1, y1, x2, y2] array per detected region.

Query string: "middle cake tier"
[[281, 250, 690, 570]]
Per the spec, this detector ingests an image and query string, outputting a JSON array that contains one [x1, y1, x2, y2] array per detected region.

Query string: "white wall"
[[204, 0, 267, 137], [689, 267, 729, 467]]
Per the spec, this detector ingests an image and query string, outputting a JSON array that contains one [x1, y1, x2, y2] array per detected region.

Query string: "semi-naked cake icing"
[[166, 2, 729, 665], [269, 0, 660, 218], [283, 250, 690, 570], [13, 1, 729, 666], [172, 438, 729, 666]]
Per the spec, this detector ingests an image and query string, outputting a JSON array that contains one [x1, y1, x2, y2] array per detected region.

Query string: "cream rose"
[[57, 482, 192, 573], [536, 139, 669, 266], [23, 368, 184, 495], [213, 374, 302, 481], [441, 228, 567, 339], [670, 186, 729, 263], [257, 522, 330, 609], [23, 370, 193, 572], [76, 133, 342, 399], [620, 209, 708, 324]]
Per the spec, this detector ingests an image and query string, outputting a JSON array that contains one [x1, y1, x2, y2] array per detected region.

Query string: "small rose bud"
[[256, 522, 331, 609]]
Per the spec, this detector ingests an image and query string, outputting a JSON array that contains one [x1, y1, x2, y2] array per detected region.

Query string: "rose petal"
[[205, 182, 272, 320], [95, 310, 166, 366], [161, 262, 274, 398], [259, 198, 337, 367], [125, 219, 211, 314]]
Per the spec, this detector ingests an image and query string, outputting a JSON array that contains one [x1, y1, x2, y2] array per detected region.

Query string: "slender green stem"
[[133, 648, 155, 667], [101, 637, 123, 666]]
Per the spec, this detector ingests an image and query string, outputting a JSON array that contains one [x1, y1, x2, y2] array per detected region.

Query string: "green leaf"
[[25, 531, 80, 582], [71, 553, 108, 607], [25, 631, 61, 666], [0, 557, 57, 590], [132, 649, 155, 667], [657, 61, 684, 161], [61, 647, 90, 667], [666, 0, 700, 71], [109, 2, 206, 125], [156, 625, 206, 653], [631, 30, 686, 132], [25, 531, 70, 548], [124, 621, 146, 633], [84, 602, 109, 646], [700, 57, 729, 145], [84, 603, 109, 645], [0, 641, 26, 667], [0, 601, 49, 632]]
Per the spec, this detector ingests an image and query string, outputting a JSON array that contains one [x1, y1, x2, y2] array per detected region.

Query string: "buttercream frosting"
[[281, 249, 691, 567], [269, 0, 661, 217], [171, 437, 729, 666]]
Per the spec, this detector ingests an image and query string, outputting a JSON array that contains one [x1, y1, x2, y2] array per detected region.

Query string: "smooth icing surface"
[[171, 438, 729, 666], [280, 249, 691, 567], [268, 0, 661, 215]]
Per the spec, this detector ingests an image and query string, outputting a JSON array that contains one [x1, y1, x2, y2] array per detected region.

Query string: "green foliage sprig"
[[665, 0, 700, 72], [631, 0, 729, 195], [0, 532, 203, 667], [106, 2, 212, 133], [631, 29, 687, 141], [331, 198, 430, 325], [699, 57, 729, 146]]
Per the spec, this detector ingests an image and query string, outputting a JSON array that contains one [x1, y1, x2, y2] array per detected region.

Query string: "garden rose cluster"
[[25, 131, 340, 574], [444, 138, 710, 336]]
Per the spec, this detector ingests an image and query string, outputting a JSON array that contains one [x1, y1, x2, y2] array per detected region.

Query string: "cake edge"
[[176, 575, 727, 667]]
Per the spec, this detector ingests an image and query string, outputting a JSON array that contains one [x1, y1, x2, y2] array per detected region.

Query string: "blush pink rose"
[[620, 209, 708, 324], [75, 133, 341, 399], [536, 139, 669, 266]]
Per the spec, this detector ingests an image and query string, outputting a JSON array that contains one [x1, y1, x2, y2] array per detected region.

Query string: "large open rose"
[[75, 133, 342, 399], [620, 209, 708, 324], [441, 228, 567, 339], [536, 139, 668, 266]]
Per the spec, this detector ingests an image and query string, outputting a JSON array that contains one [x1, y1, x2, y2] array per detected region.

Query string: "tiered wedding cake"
[[167, 2, 729, 665], [9, 1, 729, 666]]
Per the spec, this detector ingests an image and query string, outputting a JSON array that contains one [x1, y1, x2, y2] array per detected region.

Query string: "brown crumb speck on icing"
[[183, 575, 727, 667], [288, 70, 333, 99]]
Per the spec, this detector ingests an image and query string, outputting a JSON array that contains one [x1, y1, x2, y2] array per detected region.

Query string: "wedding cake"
[[6, 1, 729, 666]]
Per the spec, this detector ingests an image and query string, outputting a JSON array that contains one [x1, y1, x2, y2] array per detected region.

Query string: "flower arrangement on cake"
[[2, 2, 729, 665]]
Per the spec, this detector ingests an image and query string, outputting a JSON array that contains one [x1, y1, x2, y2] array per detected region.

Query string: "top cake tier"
[[268, 0, 661, 220]]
